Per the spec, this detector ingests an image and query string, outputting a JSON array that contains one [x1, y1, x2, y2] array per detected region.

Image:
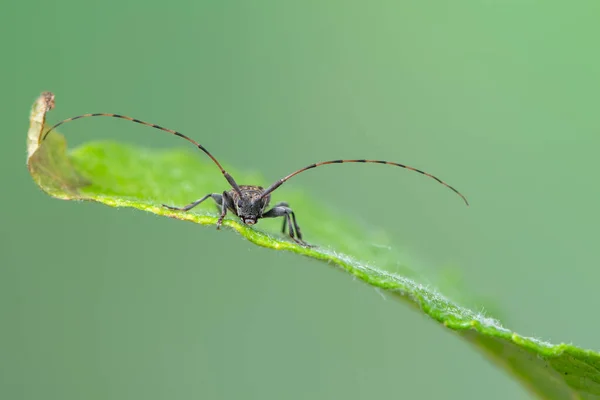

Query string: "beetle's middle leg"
[[162, 192, 231, 230], [162, 193, 222, 212]]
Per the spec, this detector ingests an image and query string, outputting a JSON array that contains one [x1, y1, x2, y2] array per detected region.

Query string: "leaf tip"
[[27, 91, 55, 159]]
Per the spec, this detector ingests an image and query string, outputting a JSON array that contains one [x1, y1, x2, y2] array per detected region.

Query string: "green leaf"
[[27, 93, 600, 400]]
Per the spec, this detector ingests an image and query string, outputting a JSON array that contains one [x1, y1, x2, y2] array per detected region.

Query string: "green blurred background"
[[2, 1, 599, 399]]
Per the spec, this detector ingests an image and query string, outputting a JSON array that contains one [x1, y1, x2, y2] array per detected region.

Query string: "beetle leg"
[[263, 204, 312, 247]]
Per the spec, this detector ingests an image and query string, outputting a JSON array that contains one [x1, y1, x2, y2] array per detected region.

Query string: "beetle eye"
[[237, 200, 243, 208]]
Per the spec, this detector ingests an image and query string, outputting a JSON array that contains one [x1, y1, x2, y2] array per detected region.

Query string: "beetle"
[[43, 113, 468, 246]]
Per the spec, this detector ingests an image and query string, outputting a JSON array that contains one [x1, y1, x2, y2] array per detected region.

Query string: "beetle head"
[[235, 195, 264, 225]]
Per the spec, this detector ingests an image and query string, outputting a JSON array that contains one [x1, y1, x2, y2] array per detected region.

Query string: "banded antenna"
[[42, 113, 243, 196], [260, 159, 469, 206]]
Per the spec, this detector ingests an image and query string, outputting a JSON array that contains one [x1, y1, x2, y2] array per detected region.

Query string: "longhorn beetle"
[[43, 114, 469, 246]]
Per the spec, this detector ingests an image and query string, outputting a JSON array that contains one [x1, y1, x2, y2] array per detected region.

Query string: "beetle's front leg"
[[262, 203, 311, 247], [216, 191, 233, 230], [270, 202, 290, 234]]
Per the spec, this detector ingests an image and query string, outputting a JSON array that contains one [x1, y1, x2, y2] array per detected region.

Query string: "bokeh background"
[[2, 2, 599, 399]]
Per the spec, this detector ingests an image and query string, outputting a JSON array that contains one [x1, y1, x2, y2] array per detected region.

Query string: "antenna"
[[43, 113, 242, 195], [260, 159, 469, 206]]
